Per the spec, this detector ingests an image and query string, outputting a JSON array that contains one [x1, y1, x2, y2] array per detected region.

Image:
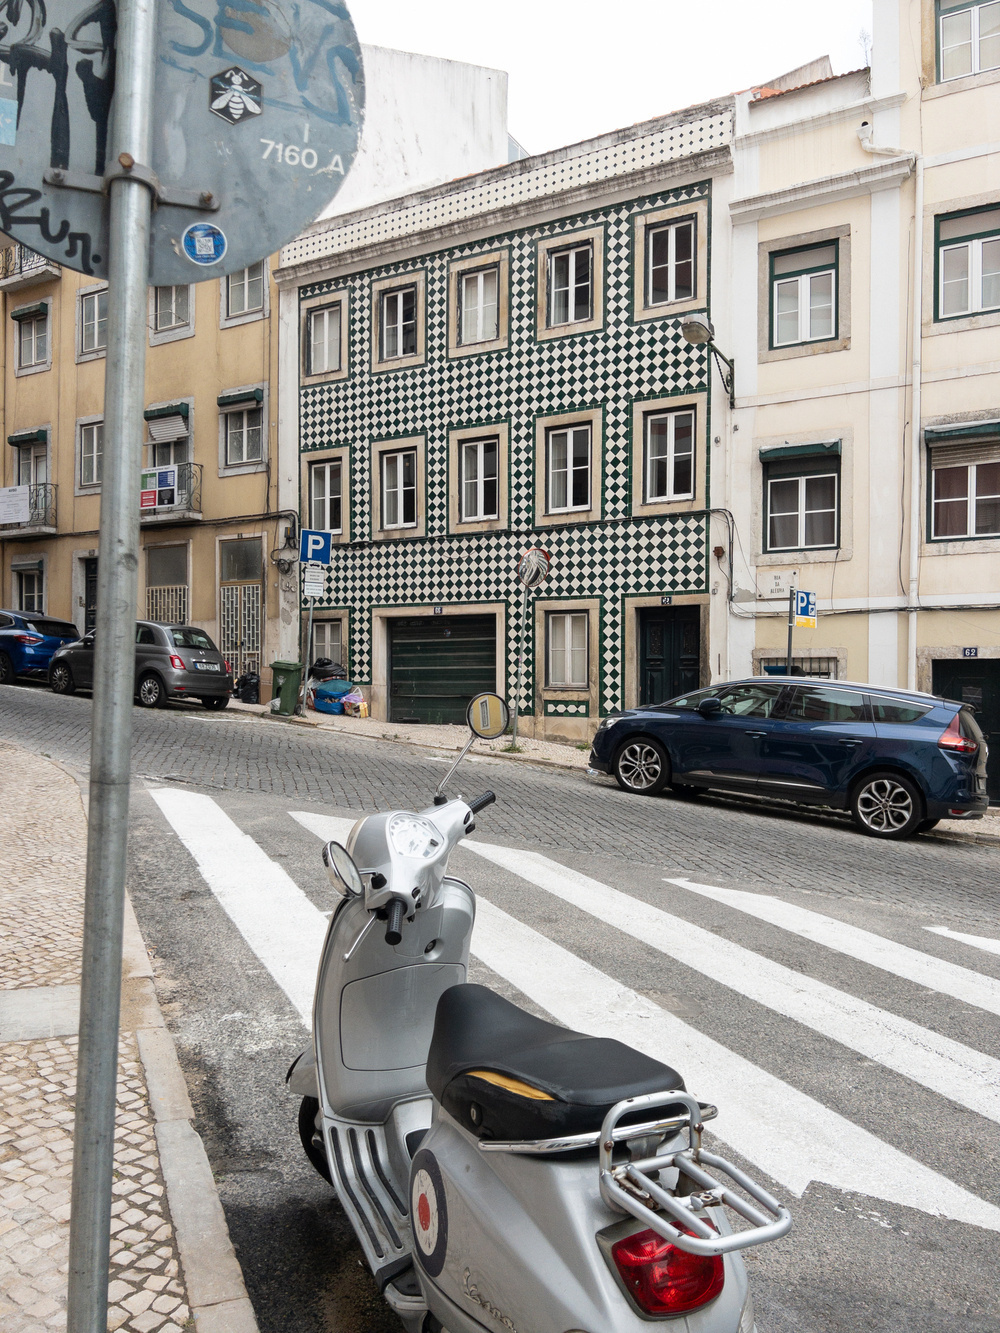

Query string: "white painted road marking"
[[471, 897, 1000, 1231], [152, 789, 327, 1025], [289, 810, 358, 844], [466, 844, 1000, 1127], [926, 925, 1000, 958], [665, 877, 1000, 1018]]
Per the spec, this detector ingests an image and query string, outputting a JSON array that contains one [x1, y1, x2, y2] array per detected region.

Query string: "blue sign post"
[[300, 528, 333, 565]]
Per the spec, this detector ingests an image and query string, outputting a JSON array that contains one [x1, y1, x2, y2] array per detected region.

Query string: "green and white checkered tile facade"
[[300, 182, 713, 717]]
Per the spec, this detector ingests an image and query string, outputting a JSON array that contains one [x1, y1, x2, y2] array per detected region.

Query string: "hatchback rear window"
[[170, 627, 216, 650], [868, 695, 933, 724], [25, 619, 79, 638]]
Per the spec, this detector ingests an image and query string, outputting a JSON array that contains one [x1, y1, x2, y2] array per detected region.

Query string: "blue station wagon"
[[588, 677, 989, 839], [0, 609, 80, 684]]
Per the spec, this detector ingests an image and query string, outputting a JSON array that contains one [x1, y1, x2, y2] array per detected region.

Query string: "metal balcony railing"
[[0, 245, 61, 286], [0, 483, 57, 530], [140, 462, 202, 518]]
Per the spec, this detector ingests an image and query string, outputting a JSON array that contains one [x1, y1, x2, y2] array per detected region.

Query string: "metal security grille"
[[146, 585, 188, 624], [758, 656, 839, 679], [220, 583, 262, 679]]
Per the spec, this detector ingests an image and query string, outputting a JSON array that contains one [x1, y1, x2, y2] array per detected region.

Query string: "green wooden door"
[[389, 616, 497, 725], [932, 659, 1000, 804]]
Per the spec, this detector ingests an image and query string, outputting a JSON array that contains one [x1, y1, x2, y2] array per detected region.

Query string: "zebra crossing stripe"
[[925, 926, 1000, 959], [289, 811, 358, 844], [471, 896, 1000, 1231], [465, 843, 1000, 1127], [151, 789, 326, 1025], [662, 879, 1000, 1017]]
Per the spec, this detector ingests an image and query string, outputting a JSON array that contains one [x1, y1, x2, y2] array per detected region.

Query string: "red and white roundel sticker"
[[410, 1149, 448, 1276]]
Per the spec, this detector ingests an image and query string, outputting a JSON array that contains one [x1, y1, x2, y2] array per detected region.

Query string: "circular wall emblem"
[[181, 222, 228, 266], [410, 1149, 448, 1277]]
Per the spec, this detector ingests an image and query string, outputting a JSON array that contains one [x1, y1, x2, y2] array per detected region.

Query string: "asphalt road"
[[4, 682, 1000, 1333]]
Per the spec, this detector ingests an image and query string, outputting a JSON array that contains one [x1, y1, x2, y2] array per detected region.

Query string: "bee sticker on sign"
[[410, 1149, 448, 1277], [210, 68, 263, 124]]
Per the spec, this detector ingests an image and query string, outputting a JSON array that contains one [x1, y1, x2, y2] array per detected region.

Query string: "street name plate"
[[0, 0, 364, 284]]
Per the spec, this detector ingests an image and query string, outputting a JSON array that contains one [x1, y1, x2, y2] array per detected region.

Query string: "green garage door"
[[389, 616, 497, 725]]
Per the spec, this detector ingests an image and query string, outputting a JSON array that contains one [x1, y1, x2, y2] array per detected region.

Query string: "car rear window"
[[170, 627, 216, 650], [25, 619, 79, 638], [785, 685, 868, 723], [868, 695, 933, 724]]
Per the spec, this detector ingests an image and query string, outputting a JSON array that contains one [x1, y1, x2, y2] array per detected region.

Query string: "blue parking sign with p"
[[794, 590, 817, 628], [299, 529, 332, 565]]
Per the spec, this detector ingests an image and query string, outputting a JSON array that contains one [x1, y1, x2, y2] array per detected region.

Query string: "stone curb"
[[67, 759, 261, 1333]]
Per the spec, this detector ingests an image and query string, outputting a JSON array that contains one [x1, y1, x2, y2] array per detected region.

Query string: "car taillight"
[[938, 714, 978, 754], [224, 660, 231, 672], [611, 1227, 724, 1315], [169, 654, 185, 669], [14, 634, 43, 644]]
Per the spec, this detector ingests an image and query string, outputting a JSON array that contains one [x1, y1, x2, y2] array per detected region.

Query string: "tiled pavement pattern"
[[0, 744, 194, 1333]]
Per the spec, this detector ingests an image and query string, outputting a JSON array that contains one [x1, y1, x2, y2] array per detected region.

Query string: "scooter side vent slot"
[[366, 1128, 408, 1215], [349, 1128, 403, 1249], [330, 1129, 385, 1259]]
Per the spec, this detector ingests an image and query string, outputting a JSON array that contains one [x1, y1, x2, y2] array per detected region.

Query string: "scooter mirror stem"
[[434, 732, 476, 799]]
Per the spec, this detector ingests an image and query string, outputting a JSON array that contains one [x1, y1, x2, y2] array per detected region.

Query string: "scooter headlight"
[[387, 814, 443, 859]]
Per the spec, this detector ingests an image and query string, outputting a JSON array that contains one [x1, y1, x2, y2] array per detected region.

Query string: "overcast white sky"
[[346, 0, 875, 154]]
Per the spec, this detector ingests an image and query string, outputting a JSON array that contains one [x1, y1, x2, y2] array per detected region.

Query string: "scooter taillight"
[[611, 1227, 724, 1315]]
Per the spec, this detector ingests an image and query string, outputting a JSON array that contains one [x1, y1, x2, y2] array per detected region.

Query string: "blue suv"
[[0, 609, 80, 685], [588, 677, 989, 839]]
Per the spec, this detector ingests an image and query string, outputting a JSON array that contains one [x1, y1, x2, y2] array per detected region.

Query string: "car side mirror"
[[697, 697, 722, 718]]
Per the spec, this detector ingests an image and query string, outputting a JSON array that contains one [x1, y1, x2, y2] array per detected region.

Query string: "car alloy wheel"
[[852, 772, 922, 839], [613, 739, 669, 796], [137, 673, 165, 708], [0, 652, 14, 685], [50, 663, 75, 694]]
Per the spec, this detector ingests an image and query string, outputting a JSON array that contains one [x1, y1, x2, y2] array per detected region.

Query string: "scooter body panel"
[[413, 1109, 750, 1333], [314, 877, 475, 1123]]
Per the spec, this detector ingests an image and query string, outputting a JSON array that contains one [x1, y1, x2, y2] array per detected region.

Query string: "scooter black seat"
[[426, 984, 686, 1142]]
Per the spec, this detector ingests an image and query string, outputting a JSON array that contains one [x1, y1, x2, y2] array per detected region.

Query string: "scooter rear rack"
[[597, 1091, 792, 1257], [477, 1102, 718, 1155]]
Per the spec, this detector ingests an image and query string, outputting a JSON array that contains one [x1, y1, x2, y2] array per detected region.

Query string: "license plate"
[[194, 662, 221, 672]]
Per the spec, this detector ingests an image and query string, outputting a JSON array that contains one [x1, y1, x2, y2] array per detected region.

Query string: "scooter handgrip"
[[468, 791, 497, 815], [385, 897, 406, 946]]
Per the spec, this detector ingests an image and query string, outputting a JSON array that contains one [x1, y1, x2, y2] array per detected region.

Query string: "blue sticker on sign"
[[0, 98, 17, 146], [181, 222, 227, 266]]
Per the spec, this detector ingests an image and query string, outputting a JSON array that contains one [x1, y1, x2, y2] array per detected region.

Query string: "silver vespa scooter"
[[287, 693, 791, 1333]]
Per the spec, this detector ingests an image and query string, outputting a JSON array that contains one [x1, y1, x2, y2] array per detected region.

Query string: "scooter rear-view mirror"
[[435, 693, 511, 800], [322, 840, 364, 898]]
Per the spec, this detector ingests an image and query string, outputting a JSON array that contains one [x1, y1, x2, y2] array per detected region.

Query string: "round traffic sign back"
[[0, 0, 364, 284]]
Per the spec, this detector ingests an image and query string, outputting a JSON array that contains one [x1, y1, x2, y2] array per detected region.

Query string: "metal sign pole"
[[511, 583, 529, 747], [785, 586, 796, 676], [66, 0, 157, 1328]]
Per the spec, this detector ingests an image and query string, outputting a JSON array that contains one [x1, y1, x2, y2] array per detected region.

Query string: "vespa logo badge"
[[463, 1270, 518, 1332], [209, 68, 263, 124]]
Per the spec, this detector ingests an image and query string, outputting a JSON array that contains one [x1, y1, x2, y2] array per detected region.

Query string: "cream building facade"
[[724, 0, 1000, 797]]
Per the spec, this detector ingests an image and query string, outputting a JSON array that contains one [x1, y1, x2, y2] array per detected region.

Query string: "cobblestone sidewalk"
[[0, 744, 256, 1333]]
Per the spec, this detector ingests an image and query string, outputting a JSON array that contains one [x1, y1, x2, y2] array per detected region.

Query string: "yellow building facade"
[[0, 244, 295, 700]]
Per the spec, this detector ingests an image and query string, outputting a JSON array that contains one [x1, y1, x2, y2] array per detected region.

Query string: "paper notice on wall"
[[0, 486, 30, 523]]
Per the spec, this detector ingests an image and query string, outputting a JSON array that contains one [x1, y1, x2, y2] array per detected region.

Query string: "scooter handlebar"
[[385, 897, 406, 946], [467, 791, 497, 816]]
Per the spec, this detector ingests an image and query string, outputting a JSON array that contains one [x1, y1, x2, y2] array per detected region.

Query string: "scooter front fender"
[[286, 1047, 318, 1100]]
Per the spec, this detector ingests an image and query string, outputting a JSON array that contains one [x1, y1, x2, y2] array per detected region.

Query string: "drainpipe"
[[858, 123, 921, 689]]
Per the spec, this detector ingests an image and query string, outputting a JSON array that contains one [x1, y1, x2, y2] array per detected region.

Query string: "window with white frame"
[[311, 619, 343, 667], [547, 612, 588, 687], [936, 207, 1000, 318], [548, 243, 592, 326], [154, 286, 190, 332], [308, 303, 341, 374], [459, 436, 499, 522], [380, 286, 417, 360], [770, 243, 837, 347], [931, 454, 1000, 538], [765, 461, 839, 551], [460, 266, 499, 344], [546, 425, 591, 513], [17, 569, 43, 613], [310, 460, 343, 532], [644, 409, 694, 502], [16, 443, 46, 487], [227, 261, 265, 317], [647, 218, 695, 306], [225, 406, 263, 466], [381, 448, 417, 528], [939, 0, 1000, 80], [17, 312, 48, 368], [80, 423, 103, 487], [80, 289, 108, 354]]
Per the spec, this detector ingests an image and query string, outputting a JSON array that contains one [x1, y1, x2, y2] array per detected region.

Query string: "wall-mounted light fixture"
[[681, 316, 735, 410]]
